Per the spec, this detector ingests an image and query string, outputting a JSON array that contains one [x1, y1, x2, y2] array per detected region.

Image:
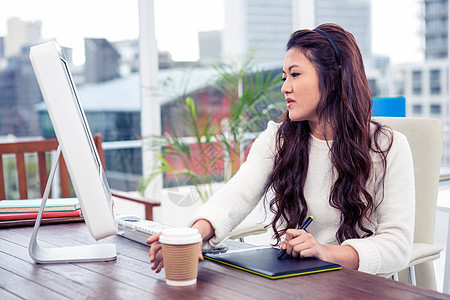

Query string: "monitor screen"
[[30, 41, 117, 241]]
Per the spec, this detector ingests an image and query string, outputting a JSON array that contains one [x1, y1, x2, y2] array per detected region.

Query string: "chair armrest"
[[229, 222, 268, 240], [379, 243, 443, 279], [110, 189, 160, 221], [110, 189, 160, 205], [408, 243, 442, 267]]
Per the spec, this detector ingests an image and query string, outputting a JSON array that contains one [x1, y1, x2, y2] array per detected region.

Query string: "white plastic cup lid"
[[159, 227, 202, 245]]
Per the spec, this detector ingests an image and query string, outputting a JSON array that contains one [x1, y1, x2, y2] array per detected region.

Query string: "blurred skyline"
[[1, 0, 421, 65]]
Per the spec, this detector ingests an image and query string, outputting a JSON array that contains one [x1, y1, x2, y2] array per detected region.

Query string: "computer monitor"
[[29, 41, 117, 263]]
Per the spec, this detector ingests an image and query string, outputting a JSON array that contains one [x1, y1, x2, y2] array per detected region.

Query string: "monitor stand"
[[28, 146, 117, 263]]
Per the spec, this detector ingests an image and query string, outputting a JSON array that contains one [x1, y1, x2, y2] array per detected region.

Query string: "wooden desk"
[[1, 223, 449, 299]]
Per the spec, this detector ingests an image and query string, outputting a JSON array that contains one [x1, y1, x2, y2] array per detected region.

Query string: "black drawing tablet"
[[204, 247, 341, 279]]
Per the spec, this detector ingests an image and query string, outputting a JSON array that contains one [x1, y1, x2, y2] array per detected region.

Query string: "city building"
[[0, 66, 18, 135], [0, 37, 4, 59], [112, 39, 140, 75], [369, 0, 450, 167], [84, 38, 120, 83], [112, 39, 180, 72], [223, 0, 293, 65], [0, 46, 42, 137], [4, 17, 42, 58], [0, 17, 44, 137], [0, 39, 73, 138], [424, 0, 448, 60], [377, 60, 450, 166], [158, 51, 175, 69], [198, 30, 222, 65], [223, 0, 372, 67], [314, 0, 372, 65]]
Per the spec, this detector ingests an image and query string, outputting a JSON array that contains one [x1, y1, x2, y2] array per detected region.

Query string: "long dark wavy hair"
[[264, 23, 393, 244]]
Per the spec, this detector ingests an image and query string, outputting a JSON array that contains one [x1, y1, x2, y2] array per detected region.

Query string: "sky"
[[0, 0, 422, 65]]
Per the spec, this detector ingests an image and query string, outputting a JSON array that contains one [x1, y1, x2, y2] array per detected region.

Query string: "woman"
[[148, 23, 415, 275]]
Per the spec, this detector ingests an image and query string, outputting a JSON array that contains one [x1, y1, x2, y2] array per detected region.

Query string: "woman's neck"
[[309, 120, 333, 141]]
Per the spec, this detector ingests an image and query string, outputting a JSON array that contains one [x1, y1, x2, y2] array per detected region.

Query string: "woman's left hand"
[[279, 228, 329, 261]]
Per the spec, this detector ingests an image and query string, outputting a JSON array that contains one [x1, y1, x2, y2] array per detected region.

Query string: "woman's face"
[[281, 48, 321, 125]]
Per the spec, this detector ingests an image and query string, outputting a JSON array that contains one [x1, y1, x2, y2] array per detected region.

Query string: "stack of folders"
[[0, 198, 81, 221], [440, 167, 450, 183]]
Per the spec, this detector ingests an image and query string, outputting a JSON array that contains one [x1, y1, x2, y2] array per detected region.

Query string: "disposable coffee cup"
[[159, 227, 202, 286]]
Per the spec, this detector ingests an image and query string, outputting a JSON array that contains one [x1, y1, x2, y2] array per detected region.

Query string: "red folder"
[[0, 209, 82, 221]]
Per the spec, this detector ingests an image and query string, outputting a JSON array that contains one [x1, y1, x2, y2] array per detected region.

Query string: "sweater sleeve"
[[342, 131, 415, 274], [187, 121, 279, 248]]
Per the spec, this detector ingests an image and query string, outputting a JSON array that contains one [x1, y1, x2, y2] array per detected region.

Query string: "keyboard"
[[115, 215, 229, 254], [116, 215, 171, 245]]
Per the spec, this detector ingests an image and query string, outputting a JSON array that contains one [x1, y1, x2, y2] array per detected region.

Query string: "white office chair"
[[374, 117, 443, 291]]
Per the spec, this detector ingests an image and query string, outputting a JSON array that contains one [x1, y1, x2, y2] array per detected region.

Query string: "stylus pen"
[[277, 216, 314, 260]]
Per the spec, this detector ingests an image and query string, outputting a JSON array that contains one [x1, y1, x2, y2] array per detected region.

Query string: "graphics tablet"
[[204, 247, 341, 279]]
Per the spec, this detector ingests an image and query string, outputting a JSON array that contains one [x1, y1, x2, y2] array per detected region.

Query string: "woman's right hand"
[[147, 219, 215, 273], [147, 232, 164, 273]]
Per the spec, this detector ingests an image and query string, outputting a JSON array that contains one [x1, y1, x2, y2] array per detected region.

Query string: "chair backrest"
[[373, 117, 443, 245], [0, 134, 105, 200]]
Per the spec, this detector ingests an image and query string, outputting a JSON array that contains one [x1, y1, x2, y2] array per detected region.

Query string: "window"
[[368, 79, 378, 97], [430, 69, 441, 94], [412, 70, 422, 95], [395, 78, 405, 96], [412, 104, 422, 114], [430, 104, 441, 114]]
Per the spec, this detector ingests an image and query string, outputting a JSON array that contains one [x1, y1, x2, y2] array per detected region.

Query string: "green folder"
[[204, 247, 341, 279], [0, 198, 80, 213]]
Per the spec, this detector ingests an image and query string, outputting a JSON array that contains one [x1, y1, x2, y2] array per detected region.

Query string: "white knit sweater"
[[189, 121, 415, 275]]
